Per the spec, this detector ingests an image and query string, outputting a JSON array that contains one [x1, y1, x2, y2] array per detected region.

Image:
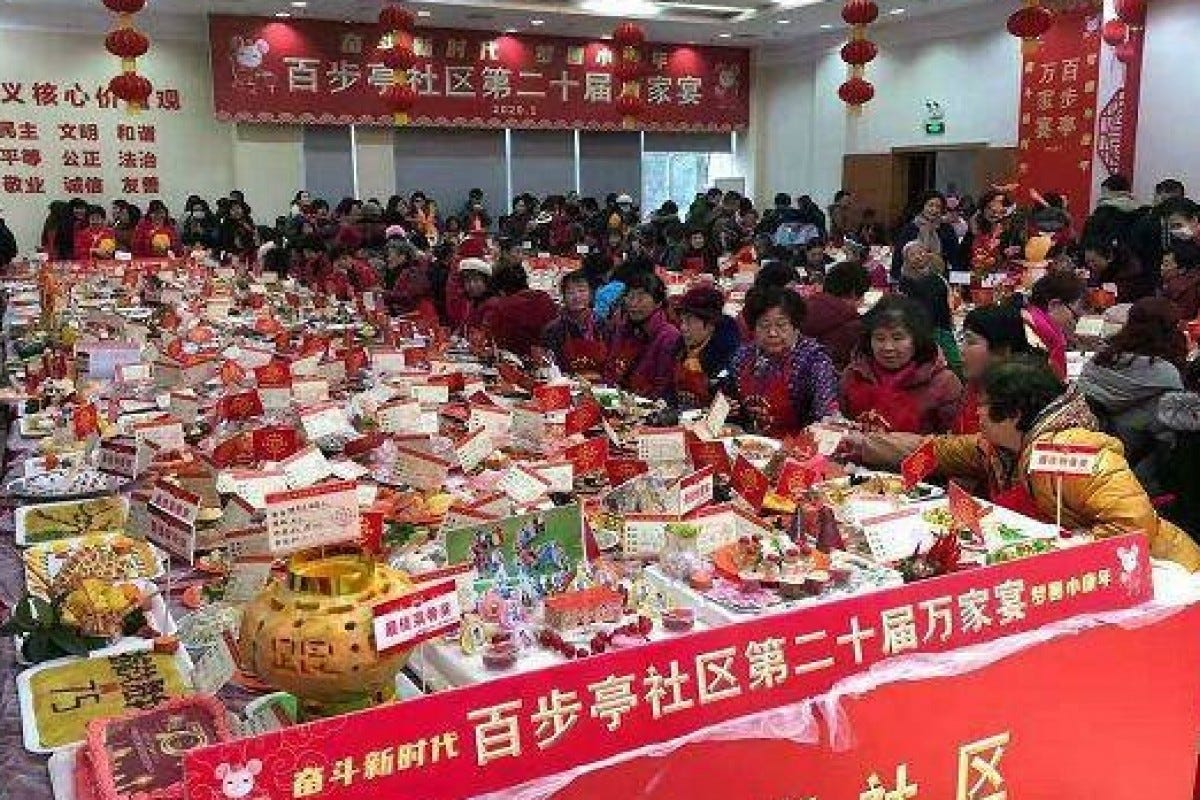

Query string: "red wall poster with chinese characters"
[[183, 534, 1200, 799], [208, 16, 750, 131], [1016, 10, 1103, 215]]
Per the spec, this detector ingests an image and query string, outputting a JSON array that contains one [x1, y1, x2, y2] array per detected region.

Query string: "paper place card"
[[167, 391, 201, 421], [455, 428, 494, 473], [1074, 316, 1105, 338], [672, 466, 715, 516], [372, 348, 408, 375], [280, 445, 334, 489], [510, 403, 547, 448], [221, 556, 274, 605], [687, 505, 740, 556], [98, 437, 151, 479], [133, 417, 186, 453], [703, 393, 732, 439], [191, 624, 241, 694], [372, 580, 462, 655], [221, 496, 258, 532], [637, 428, 688, 463], [148, 479, 201, 526], [292, 377, 331, 406], [115, 362, 153, 383], [320, 358, 347, 384], [299, 401, 355, 441], [146, 502, 197, 564], [858, 506, 927, 563], [394, 445, 452, 492], [469, 404, 512, 437], [330, 459, 370, 481], [411, 382, 451, 406], [949, 271, 973, 286], [290, 353, 322, 377], [377, 400, 423, 434], [531, 460, 574, 493], [224, 526, 271, 560], [622, 514, 673, 559], [498, 464, 551, 504], [226, 469, 289, 509], [264, 480, 361, 555]]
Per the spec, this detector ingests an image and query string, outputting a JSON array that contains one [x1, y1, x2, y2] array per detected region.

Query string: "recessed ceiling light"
[[889, 7, 906, 14], [417, 9, 431, 17], [819, 23, 834, 29], [530, 18, 545, 26], [717, 32, 732, 38], [777, 18, 791, 24], [290, 1, 306, 7], [504, 27, 518, 33], [600, 33, 613, 40], [275, 11, 291, 17]]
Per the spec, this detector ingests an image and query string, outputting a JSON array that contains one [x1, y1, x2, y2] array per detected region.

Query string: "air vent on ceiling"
[[465, 12, 496, 20], [654, 2, 756, 22]]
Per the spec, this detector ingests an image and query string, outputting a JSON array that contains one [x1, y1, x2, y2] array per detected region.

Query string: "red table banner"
[[184, 533, 1152, 800], [1015, 9, 1102, 216], [208, 16, 750, 130]]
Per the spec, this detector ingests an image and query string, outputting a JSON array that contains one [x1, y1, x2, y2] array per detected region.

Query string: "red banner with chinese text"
[[1016, 10, 1102, 215], [183, 534, 1153, 800], [208, 16, 750, 131]]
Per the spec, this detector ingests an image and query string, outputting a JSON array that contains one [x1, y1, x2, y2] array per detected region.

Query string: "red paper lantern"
[[1102, 19, 1129, 47], [616, 91, 645, 129], [612, 22, 647, 48], [379, 44, 417, 71], [840, 39, 879, 66], [842, 0, 880, 26], [378, 3, 415, 33], [1007, 4, 1054, 52], [102, 0, 145, 13], [614, 55, 645, 81], [109, 72, 152, 104], [104, 27, 150, 59], [382, 81, 417, 112], [1115, 39, 1139, 64], [838, 76, 875, 105], [1116, 0, 1147, 26]]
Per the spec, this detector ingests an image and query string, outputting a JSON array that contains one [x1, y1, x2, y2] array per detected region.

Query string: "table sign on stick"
[[1029, 442, 1102, 529], [264, 480, 361, 556]]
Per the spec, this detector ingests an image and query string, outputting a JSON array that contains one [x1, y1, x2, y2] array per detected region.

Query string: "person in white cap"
[[445, 236, 497, 329]]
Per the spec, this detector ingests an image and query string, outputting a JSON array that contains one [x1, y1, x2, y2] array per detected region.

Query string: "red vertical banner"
[[1016, 9, 1103, 215]]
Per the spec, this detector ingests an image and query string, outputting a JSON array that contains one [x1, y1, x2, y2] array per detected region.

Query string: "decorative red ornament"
[[613, 55, 645, 81], [1115, 0, 1147, 26], [378, 3, 415, 33], [382, 81, 417, 124], [616, 90, 645, 129], [102, 0, 145, 13], [379, 44, 417, 71], [104, 27, 150, 59], [841, 0, 880, 26], [1115, 39, 1139, 64], [838, 76, 875, 105], [1102, 19, 1130, 47], [109, 72, 152, 104], [612, 22, 647, 48], [1007, 4, 1054, 53], [840, 38, 879, 66]]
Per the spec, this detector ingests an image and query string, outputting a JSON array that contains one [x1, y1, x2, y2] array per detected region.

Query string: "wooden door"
[[972, 147, 1019, 195], [842, 154, 896, 232]]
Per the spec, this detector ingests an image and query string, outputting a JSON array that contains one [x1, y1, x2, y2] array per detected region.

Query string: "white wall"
[[754, 19, 1020, 208], [1135, 0, 1200, 200], [0, 28, 235, 252]]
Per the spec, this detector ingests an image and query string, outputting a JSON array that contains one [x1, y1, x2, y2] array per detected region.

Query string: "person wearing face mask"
[[891, 190, 964, 282], [542, 270, 609, 376], [670, 285, 741, 409], [724, 289, 839, 436], [603, 270, 682, 400], [840, 295, 964, 435], [180, 199, 219, 250]]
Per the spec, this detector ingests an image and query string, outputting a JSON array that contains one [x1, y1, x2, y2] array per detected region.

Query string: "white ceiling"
[[2, 0, 1013, 48]]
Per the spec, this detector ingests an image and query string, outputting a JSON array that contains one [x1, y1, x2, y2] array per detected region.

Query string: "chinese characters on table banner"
[[184, 533, 1151, 800], [0, 78, 184, 200], [1015, 9, 1102, 216], [209, 16, 749, 130]]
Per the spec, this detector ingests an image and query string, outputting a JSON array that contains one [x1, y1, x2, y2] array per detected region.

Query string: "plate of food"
[[817, 471, 945, 505], [726, 435, 782, 467], [15, 495, 130, 546], [18, 413, 59, 439], [23, 533, 165, 599], [7, 469, 126, 502]]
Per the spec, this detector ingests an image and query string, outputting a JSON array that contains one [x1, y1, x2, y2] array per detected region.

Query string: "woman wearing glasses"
[[724, 289, 840, 436]]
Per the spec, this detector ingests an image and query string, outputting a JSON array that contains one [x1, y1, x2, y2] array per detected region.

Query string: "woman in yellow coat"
[[860, 357, 1200, 571]]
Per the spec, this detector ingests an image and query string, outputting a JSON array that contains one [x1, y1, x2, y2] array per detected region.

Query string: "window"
[[641, 152, 712, 217]]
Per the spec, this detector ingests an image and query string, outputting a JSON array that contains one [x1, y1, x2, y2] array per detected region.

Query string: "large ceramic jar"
[[238, 545, 415, 718]]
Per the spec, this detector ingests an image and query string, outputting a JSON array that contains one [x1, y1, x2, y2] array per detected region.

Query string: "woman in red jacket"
[[132, 200, 183, 258], [840, 294, 964, 434], [483, 262, 559, 358], [383, 239, 438, 327], [73, 205, 118, 261]]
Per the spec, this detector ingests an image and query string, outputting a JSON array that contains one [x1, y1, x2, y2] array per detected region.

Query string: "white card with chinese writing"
[[377, 400, 423, 434], [394, 446, 452, 492], [468, 404, 512, 437], [498, 465, 551, 505], [531, 461, 574, 493], [133, 418, 186, 453], [456, 428, 494, 473], [637, 428, 688, 463], [411, 382, 451, 405], [264, 480, 361, 555], [228, 469, 290, 509], [299, 402, 355, 441], [280, 445, 334, 490], [291, 377, 330, 406], [703, 393, 731, 439]]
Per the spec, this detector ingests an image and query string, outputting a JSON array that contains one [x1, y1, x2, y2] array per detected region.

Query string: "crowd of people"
[[8, 174, 1200, 568]]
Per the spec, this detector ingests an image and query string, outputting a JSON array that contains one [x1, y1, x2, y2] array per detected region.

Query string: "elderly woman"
[[603, 270, 682, 400], [542, 269, 608, 376], [671, 284, 741, 409], [725, 289, 839, 436]]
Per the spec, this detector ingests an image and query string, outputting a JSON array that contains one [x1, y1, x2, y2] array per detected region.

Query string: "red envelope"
[[344, 346, 369, 374], [358, 510, 385, 555], [211, 432, 255, 467], [404, 346, 429, 367], [252, 425, 301, 461], [219, 360, 247, 387], [564, 400, 603, 435], [498, 361, 536, 391], [606, 457, 649, 485], [72, 403, 99, 440], [775, 457, 825, 500], [901, 438, 938, 489], [221, 390, 265, 422], [565, 437, 610, 475], [533, 383, 573, 413], [731, 454, 770, 509]]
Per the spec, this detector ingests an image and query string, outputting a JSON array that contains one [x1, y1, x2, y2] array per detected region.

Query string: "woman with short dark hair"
[[724, 289, 839, 435], [603, 270, 682, 399], [542, 270, 608, 376], [840, 295, 963, 434]]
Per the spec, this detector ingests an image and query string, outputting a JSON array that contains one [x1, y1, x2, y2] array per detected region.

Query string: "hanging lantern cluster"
[[1006, 0, 1055, 55], [102, 0, 152, 115], [378, 2, 418, 125], [1103, 0, 1147, 65], [612, 22, 647, 129], [838, 1, 879, 111]]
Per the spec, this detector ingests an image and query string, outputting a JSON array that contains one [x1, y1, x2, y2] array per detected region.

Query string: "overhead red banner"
[[1015, 9, 1102, 216], [208, 16, 750, 131]]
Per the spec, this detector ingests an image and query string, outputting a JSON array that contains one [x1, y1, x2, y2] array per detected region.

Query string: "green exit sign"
[[925, 120, 946, 135]]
